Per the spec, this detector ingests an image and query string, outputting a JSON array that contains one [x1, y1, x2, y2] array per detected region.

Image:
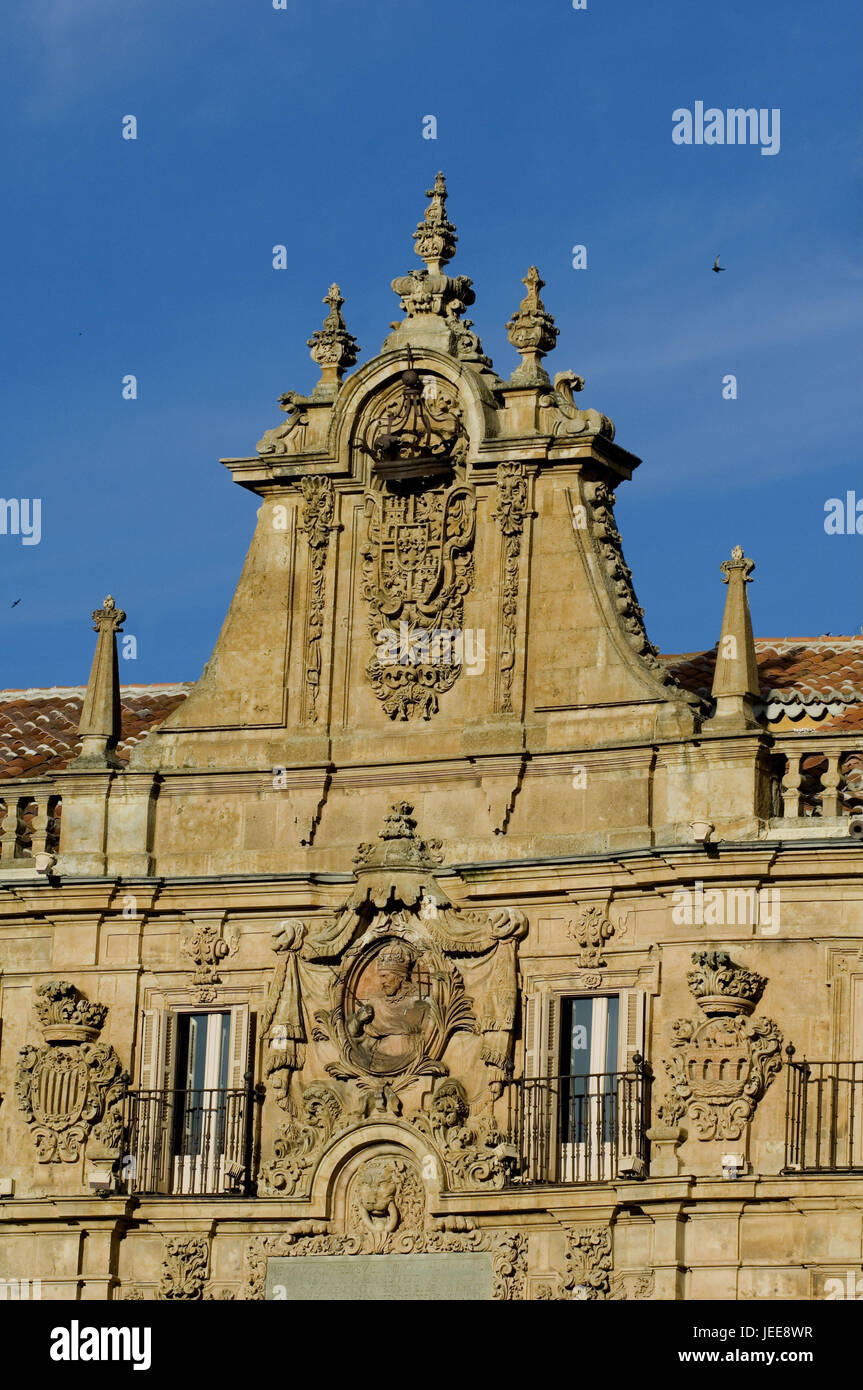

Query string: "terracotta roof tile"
[[663, 637, 863, 730], [0, 685, 191, 781], [2, 638, 862, 782]]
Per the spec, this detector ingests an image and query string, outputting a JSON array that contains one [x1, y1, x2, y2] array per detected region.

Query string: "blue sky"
[[1, 0, 861, 689]]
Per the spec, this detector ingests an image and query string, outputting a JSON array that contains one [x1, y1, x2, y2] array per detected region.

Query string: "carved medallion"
[[315, 933, 474, 1087]]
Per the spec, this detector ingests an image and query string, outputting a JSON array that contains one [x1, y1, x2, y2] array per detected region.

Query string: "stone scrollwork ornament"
[[158, 1236, 210, 1301], [539, 370, 614, 440], [663, 951, 784, 1140], [15, 981, 128, 1164], [566, 904, 615, 968], [576, 478, 696, 698], [561, 1225, 613, 1301], [259, 1082, 343, 1196], [411, 1077, 518, 1190], [299, 475, 336, 723], [182, 917, 237, 1004]]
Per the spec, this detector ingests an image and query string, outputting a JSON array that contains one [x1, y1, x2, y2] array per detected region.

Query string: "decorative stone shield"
[[663, 952, 783, 1141], [15, 981, 128, 1163]]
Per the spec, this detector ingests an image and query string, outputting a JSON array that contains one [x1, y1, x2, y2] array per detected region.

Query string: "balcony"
[[510, 1062, 652, 1185], [785, 1060, 863, 1172], [122, 1084, 261, 1196]]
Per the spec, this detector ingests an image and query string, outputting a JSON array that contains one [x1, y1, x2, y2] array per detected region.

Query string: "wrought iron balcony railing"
[[785, 1058, 863, 1172], [121, 1083, 261, 1196], [510, 1062, 652, 1185]]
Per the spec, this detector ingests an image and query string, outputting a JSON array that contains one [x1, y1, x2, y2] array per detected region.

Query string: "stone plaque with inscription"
[[266, 1253, 493, 1301]]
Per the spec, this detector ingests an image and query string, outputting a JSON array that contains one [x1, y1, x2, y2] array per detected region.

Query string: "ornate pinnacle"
[[413, 172, 458, 273], [307, 283, 359, 393], [720, 544, 755, 584], [91, 595, 126, 635], [73, 595, 126, 769], [711, 544, 760, 724], [506, 266, 559, 386]]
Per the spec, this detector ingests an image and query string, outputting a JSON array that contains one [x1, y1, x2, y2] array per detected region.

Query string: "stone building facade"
[[1, 175, 862, 1301]]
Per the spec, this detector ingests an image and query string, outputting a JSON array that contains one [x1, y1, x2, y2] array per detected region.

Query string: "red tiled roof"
[[664, 638, 863, 730], [1, 638, 862, 783], [0, 685, 191, 780]]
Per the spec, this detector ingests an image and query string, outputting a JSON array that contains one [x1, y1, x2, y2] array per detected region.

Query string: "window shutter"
[[619, 989, 646, 1071], [545, 993, 560, 1078], [227, 1004, 251, 1090], [138, 1009, 162, 1090], [134, 1010, 176, 1193], [523, 993, 538, 1078], [161, 1011, 177, 1089], [524, 992, 563, 1078]]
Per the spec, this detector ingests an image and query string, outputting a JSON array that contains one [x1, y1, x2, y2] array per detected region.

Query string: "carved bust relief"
[[345, 939, 431, 1076]]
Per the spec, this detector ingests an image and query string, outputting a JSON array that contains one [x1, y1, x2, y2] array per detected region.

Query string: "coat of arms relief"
[[357, 368, 476, 721], [662, 951, 784, 1141], [260, 803, 526, 1195], [15, 981, 128, 1163]]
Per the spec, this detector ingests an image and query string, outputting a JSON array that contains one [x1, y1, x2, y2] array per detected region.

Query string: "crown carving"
[[91, 595, 125, 635], [686, 951, 765, 1017], [354, 803, 443, 870], [376, 941, 417, 975], [34, 980, 108, 1043], [358, 365, 467, 476], [720, 544, 755, 585]]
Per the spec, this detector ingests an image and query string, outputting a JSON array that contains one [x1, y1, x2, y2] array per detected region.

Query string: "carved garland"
[[493, 463, 528, 715], [579, 480, 686, 691], [299, 475, 336, 724]]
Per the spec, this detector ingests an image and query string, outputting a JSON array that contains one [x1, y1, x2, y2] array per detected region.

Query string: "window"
[[521, 987, 647, 1183], [128, 1004, 251, 1195], [559, 995, 619, 1150]]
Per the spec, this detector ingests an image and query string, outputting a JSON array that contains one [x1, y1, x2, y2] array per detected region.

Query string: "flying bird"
[[712, 257, 725, 273], [11, 599, 21, 607]]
